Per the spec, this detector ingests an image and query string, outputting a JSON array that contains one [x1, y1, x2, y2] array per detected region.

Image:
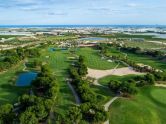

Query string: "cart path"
[[104, 97, 119, 111], [67, 81, 81, 104]]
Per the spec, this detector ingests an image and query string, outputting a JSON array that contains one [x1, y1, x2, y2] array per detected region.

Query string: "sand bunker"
[[87, 67, 143, 79], [155, 84, 166, 88]]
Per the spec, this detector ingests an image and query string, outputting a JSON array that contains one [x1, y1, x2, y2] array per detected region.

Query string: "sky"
[[0, 0, 166, 25]]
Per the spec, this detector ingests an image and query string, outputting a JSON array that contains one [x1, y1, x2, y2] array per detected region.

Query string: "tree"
[[19, 94, 37, 109], [79, 55, 85, 64], [108, 80, 121, 93], [144, 74, 155, 85], [30, 104, 48, 120], [78, 63, 88, 76], [67, 106, 82, 124], [20, 109, 38, 124], [0, 104, 14, 124]]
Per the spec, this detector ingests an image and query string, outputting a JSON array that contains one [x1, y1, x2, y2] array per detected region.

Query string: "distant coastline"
[[0, 25, 166, 28]]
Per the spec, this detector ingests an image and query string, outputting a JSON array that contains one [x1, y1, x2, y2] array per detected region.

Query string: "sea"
[[0, 25, 166, 28]]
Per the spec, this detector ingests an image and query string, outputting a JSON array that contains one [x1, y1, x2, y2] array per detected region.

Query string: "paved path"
[[104, 97, 119, 111], [104, 120, 109, 124], [67, 81, 81, 104], [90, 63, 121, 124], [23, 59, 28, 71], [103, 97, 119, 124]]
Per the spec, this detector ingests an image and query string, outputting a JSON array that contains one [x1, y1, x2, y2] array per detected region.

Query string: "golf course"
[[0, 36, 166, 124]]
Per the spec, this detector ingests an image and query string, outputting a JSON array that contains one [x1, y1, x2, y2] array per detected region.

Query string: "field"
[[123, 41, 166, 49], [108, 48, 166, 71], [77, 47, 125, 70], [0, 41, 166, 123], [0, 35, 18, 39], [0, 63, 28, 104], [33, 46, 76, 115], [126, 52, 166, 71], [109, 86, 166, 124], [41, 35, 77, 41], [0, 45, 125, 114], [98, 75, 141, 86], [93, 33, 166, 42], [90, 85, 113, 104]]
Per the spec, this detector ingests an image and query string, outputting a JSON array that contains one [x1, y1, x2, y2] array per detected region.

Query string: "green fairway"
[[126, 52, 166, 71], [37, 46, 75, 115], [0, 63, 28, 104], [77, 47, 125, 70], [123, 41, 165, 49], [90, 85, 114, 104], [109, 86, 166, 124], [98, 75, 141, 86], [108, 48, 166, 71]]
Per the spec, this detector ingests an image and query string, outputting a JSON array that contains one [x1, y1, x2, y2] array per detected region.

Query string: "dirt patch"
[[87, 67, 143, 79], [155, 84, 166, 88]]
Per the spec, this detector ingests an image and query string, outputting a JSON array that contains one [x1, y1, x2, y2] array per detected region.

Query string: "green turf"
[[77, 47, 125, 70], [108, 48, 166, 71], [90, 85, 114, 104], [126, 52, 166, 71], [0, 63, 28, 104], [123, 41, 165, 49], [36, 46, 75, 115], [109, 86, 166, 124], [98, 75, 140, 86]]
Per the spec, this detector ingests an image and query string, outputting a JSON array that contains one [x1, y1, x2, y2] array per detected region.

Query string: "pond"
[[48, 48, 56, 52], [48, 47, 68, 52], [16, 72, 38, 86], [80, 37, 106, 41]]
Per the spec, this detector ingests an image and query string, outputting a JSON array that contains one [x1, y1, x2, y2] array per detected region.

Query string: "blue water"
[[48, 48, 67, 52], [80, 37, 106, 41], [0, 25, 166, 28], [61, 48, 68, 51], [16, 72, 37, 86], [49, 48, 56, 52]]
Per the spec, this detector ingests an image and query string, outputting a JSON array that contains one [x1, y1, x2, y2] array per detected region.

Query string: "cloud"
[[47, 12, 68, 16], [127, 3, 139, 7], [88, 8, 110, 12]]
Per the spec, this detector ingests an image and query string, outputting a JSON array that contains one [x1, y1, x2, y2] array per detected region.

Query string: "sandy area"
[[78, 44, 96, 47], [147, 41, 166, 45], [155, 84, 166, 88], [87, 67, 143, 79]]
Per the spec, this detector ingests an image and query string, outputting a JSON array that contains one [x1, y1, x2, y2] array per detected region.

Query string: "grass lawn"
[[36, 46, 75, 115], [109, 86, 166, 124], [77, 47, 125, 70], [123, 41, 165, 49], [126, 52, 166, 71], [0, 63, 29, 104], [98, 75, 141, 86], [90, 85, 114, 104], [41, 35, 77, 41], [108, 48, 166, 71]]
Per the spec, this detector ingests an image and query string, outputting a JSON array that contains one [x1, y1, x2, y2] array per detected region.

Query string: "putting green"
[[109, 86, 166, 124], [77, 47, 125, 70]]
